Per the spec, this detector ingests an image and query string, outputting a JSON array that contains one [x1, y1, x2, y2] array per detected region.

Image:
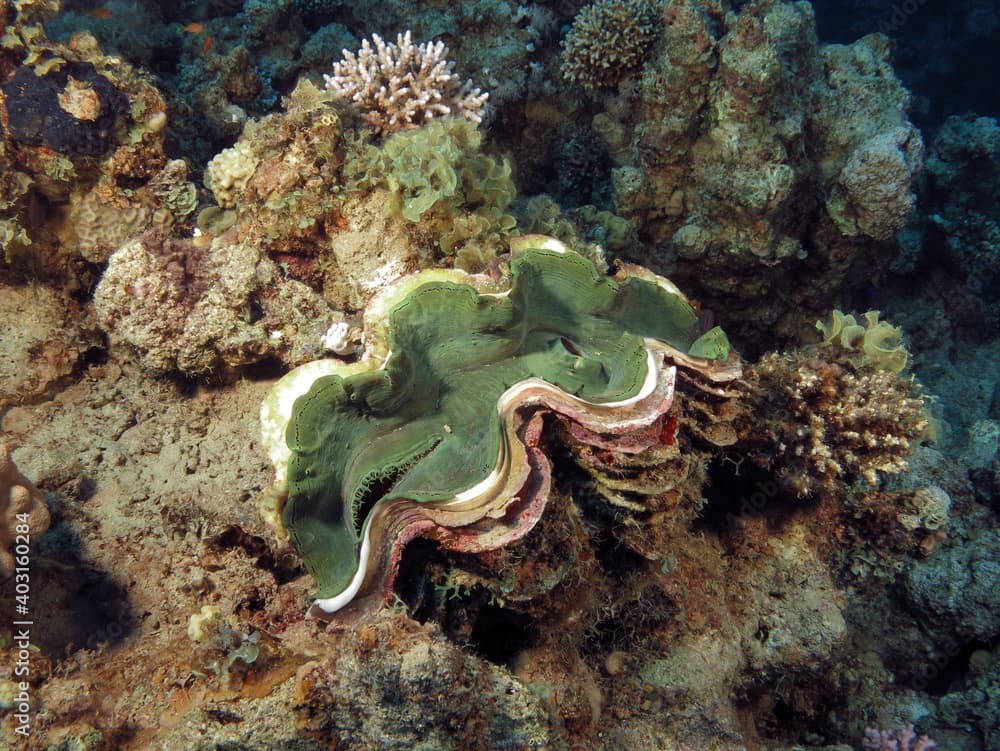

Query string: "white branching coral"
[[323, 31, 489, 137]]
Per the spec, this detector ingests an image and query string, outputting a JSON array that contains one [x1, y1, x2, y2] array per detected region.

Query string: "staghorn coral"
[[1, 441, 50, 578], [744, 348, 928, 496], [561, 0, 659, 91], [323, 31, 488, 137]]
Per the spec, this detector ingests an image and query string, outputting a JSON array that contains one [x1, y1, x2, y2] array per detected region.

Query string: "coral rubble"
[[93, 230, 338, 376]]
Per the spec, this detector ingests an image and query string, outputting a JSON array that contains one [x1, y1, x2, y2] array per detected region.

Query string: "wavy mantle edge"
[[259, 239, 742, 619]]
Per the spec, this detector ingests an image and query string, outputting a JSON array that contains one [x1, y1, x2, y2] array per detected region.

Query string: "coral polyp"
[[261, 237, 739, 618]]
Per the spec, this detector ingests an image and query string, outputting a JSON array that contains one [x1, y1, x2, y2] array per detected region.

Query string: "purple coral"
[[862, 724, 938, 751]]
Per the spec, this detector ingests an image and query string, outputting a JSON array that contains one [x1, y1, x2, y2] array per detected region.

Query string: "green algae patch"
[[282, 246, 730, 606]]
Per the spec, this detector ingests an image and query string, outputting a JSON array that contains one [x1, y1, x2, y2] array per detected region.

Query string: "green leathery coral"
[[271, 240, 731, 615], [816, 309, 909, 373], [349, 117, 517, 269]]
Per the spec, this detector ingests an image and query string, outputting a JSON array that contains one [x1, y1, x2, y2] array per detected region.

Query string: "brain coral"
[[826, 125, 924, 241], [261, 237, 738, 618], [561, 0, 660, 91]]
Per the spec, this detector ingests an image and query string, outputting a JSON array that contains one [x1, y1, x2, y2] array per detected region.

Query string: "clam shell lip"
[[308, 349, 674, 618], [312, 518, 374, 615]]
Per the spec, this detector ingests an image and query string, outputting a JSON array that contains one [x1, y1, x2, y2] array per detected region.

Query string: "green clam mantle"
[[261, 239, 731, 616]]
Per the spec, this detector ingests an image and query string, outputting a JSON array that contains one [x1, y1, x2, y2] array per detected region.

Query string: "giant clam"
[[260, 236, 741, 619]]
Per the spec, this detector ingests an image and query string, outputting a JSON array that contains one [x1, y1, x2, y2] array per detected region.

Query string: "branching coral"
[[561, 0, 660, 91], [324, 31, 488, 136], [745, 350, 928, 496]]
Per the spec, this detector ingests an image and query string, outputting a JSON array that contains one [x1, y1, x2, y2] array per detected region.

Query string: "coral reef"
[[560, 0, 660, 91], [583, 0, 924, 349], [324, 31, 489, 137], [0, 442, 50, 578], [199, 78, 517, 308], [0, 2, 997, 750]]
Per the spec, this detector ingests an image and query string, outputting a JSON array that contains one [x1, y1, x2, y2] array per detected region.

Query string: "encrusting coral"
[[0, 441, 50, 578], [324, 30, 489, 137], [93, 230, 340, 376]]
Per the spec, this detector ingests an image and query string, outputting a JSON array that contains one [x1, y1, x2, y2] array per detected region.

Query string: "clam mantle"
[[260, 237, 740, 618]]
